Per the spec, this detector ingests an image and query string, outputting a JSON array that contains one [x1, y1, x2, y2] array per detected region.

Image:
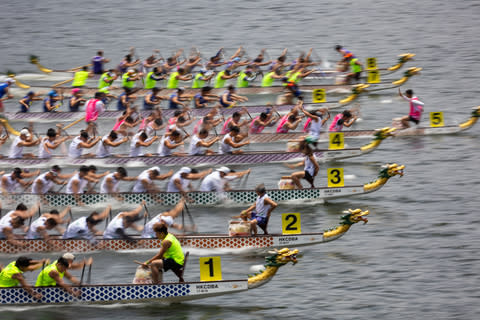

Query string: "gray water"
[[1, 0, 480, 319]]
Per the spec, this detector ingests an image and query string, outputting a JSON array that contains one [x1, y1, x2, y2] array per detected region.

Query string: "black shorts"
[[408, 116, 420, 124], [163, 258, 183, 272], [353, 72, 361, 80], [303, 171, 314, 184]]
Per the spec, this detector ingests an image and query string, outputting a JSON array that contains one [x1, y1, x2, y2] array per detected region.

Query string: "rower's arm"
[[13, 273, 39, 298], [147, 240, 172, 263]]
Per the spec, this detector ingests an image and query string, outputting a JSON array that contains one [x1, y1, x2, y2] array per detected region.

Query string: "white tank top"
[[100, 172, 119, 193], [66, 173, 86, 194], [255, 193, 271, 218], [200, 171, 224, 192], [158, 136, 175, 156], [130, 132, 143, 157], [0, 211, 15, 239], [141, 214, 173, 238], [32, 172, 53, 194], [166, 171, 189, 192], [304, 155, 316, 176], [8, 136, 24, 159], [219, 134, 232, 154], [189, 134, 206, 155], [96, 136, 112, 158], [26, 216, 47, 239], [63, 217, 93, 240], [132, 170, 152, 193], [103, 213, 125, 239], [2, 174, 19, 193], [308, 116, 324, 139], [38, 137, 52, 159], [68, 136, 83, 158]]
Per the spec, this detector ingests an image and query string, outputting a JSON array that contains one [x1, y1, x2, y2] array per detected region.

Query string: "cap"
[[48, 90, 58, 97], [5, 77, 16, 84], [179, 167, 192, 175], [62, 252, 75, 260], [20, 129, 31, 137], [200, 69, 207, 73], [178, 86, 185, 92], [72, 88, 81, 94], [344, 53, 353, 58], [127, 69, 135, 73], [27, 91, 35, 96], [232, 57, 241, 62], [217, 166, 231, 174], [159, 215, 173, 227]]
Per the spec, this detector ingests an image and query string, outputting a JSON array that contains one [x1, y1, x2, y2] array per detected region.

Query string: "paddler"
[[168, 87, 192, 109], [117, 87, 137, 111], [68, 130, 102, 158], [69, 88, 87, 112], [142, 199, 186, 238], [344, 53, 363, 84], [219, 126, 250, 154], [166, 167, 212, 200], [26, 207, 70, 243], [237, 183, 277, 235], [96, 130, 129, 158], [194, 86, 219, 108], [214, 69, 239, 88], [167, 67, 192, 89], [143, 225, 186, 283], [221, 109, 249, 134], [92, 50, 110, 74], [43, 90, 63, 112], [0, 256, 46, 300], [398, 88, 424, 128], [192, 69, 215, 89], [31, 165, 71, 194], [38, 127, 71, 159], [249, 110, 279, 134], [98, 69, 118, 98], [1, 168, 40, 195], [100, 167, 138, 194], [72, 66, 93, 88], [301, 105, 330, 142], [117, 54, 140, 74], [130, 131, 159, 157], [261, 69, 285, 87], [35, 253, 91, 297], [188, 128, 220, 155], [329, 109, 358, 132], [236, 67, 256, 88], [103, 201, 146, 239], [218, 85, 248, 108], [8, 128, 40, 159], [132, 167, 173, 193], [62, 206, 111, 242], [144, 67, 167, 90], [158, 130, 185, 157], [122, 69, 143, 89], [200, 166, 250, 193], [18, 91, 43, 113], [0, 203, 39, 246], [144, 87, 167, 110], [285, 141, 319, 188], [0, 78, 16, 112]]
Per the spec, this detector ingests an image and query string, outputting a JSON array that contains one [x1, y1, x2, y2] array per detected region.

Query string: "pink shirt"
[[85, 99, 104, 122], [276, 115, 289, 133], [329, 114, 343, 132], [249, 116, 265, 134]]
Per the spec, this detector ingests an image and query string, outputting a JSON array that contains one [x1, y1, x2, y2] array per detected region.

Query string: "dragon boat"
[[0, 127, 395, 167], [0, 248, 298, 305], [0, 209, 369, 254], [0, 163, 405, 207]]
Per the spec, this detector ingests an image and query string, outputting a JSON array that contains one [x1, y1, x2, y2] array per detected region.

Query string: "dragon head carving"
[[472, 106, 480, 117], [379, 163, 405, 179], [340, 208, 370, 225], [352, 83, 370, 94], [404, 67, 422, 77], [373, 127, 397, 140], [265, 248, 299, 267]]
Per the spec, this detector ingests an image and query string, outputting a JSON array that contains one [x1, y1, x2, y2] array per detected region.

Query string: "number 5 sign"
[[199, 257, 222, 281]]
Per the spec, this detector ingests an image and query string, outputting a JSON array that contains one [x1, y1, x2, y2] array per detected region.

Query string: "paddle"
[[63, 117, 85, 131], [52, 78, 74, 88], [87, 263, 92, 284]]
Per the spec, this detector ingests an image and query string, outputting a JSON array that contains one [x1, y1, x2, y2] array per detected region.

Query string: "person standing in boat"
[[100, 167, 137, 194], [92, 50, 110, 75], [238, 184, 277, 235], [103, 201, 146, 239], [143, 225, 186, 283], [132, 166, 173, 193], [0, 256, 47, 300], [285, 141, 319, 189], [62, 206, 111, 242], [328, 109, 358, 132], [398, 88, 424, 128], [219, 126, 250, 154], [335, 45, 355, 71], [85, 92, 106, 135]]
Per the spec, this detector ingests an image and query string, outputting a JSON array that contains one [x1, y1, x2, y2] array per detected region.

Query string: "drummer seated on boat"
[[200, 166, 250, 193], [0, 256, 47, 300], [35, 254, 89, 297], [285, 141, 319, 189], [142, 199, 186, 238], [1, 167, 40, 195], [189, 128, 220, 156], [0, 203, 39, 246], [158, 130, 185, 157], [130, 131, 158, 157], [144, 225, 186, 283], [8, 128, 40, 159], [103, 201, 146, 239], [237, 184, 277, 235], [68, 130, 102, 158], [38, 127, 71, 159], [132, 167, 173, 193], [62, 206, 111, 242], [100, 167, 137, 194], [96, 130, 129, 158], [398, 88, 424, 128], [31, 165, 72, 194], [167, 167, 211, 200], [26, 207, 70, 240], [219, 126, 250, 155]]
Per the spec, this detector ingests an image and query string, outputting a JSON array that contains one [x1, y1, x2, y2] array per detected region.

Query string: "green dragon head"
[[340, 208, 369, 225], [352, 83, 370, 94], [378, 163, 405, 179], [398, 53, 415, 63], [373, 127, 397, 140], [29, 55, 39, 64], [472, 106, 480, 117], [265, 248, 299, 267]]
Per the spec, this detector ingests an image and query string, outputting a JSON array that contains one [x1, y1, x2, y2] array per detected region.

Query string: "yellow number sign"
[[329, 132, 344, 150], [312, 88, 326, 103], [429, 112, 444, 127], [367, 70, 380, 83], [366, 57, 377, 70], [282, 213, 301, 234], [327, 168, 344, 187], [199, 257, 222, 281]]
